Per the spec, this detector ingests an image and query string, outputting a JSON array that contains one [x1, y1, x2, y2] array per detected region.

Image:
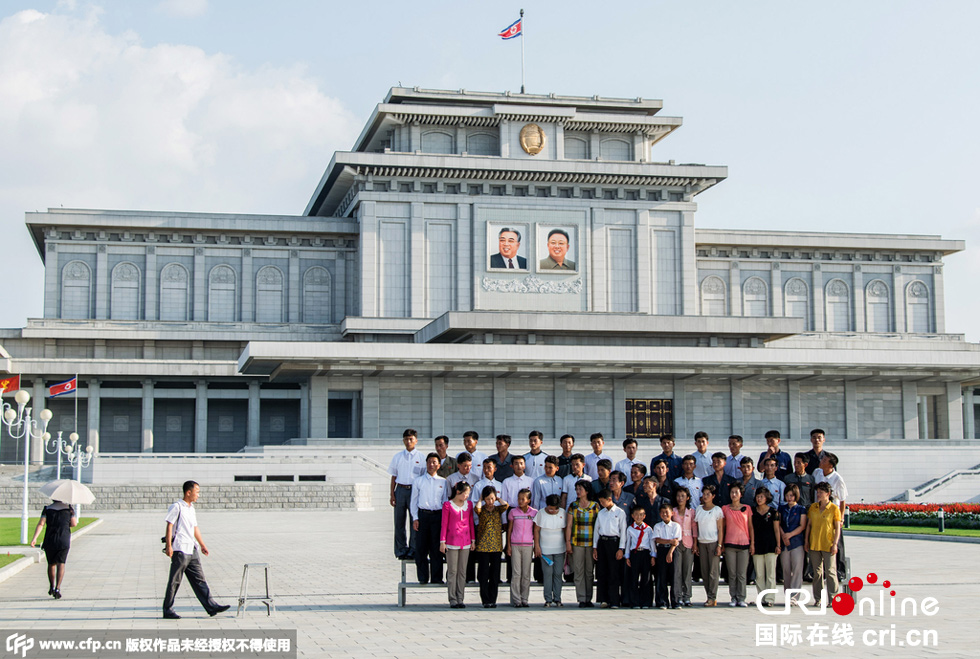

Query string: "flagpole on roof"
[[74, 373, 78, 441], [520, 8, 525, 94]]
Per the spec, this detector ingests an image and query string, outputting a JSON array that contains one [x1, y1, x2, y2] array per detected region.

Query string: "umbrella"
[[38, 479, 95, 505]]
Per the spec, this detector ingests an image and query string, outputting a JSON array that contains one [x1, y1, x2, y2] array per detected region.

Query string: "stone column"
[[309, 376, 329, 439], [730, 378, 744, 437], [298, 382, 310, 440], [31, 380, 46, 464], [492, 378, 507, 436], [788, 379, 801, 441], [844, 380, 858, 440], [142, 380, 154, 453], [672, 377, 687, 439], [729, 263, 742, 316], [247, 381, 261, 447], [44, 242, 59, 318], [591, 210, 607, 312], [410, 202, 425, 318], [360, 201, 378, 317], [933, 266, 946, 333], [334, 251, 347, 323], [431, 378, 445, 436], [770, 264, 783, 317], [636, 212, 652, 314], [95, 245, 108, 319], [902, 381, 919, 440], [456, 203, 471, 311], [946, 382, 964, 440], [612, 379, 627, 440], [288, 250, 301, 323], [555, 123, 565, 159], [145, 246, 157, 320], [964, 387, 975, 440], [852, 266, 865, 332], [811, 266, 824, 331], [363, 378, 381, 439], [87, 378, 101, 453], [553, 378, 567, 439], [193, 247, 206, 321], [893, 266, 906, 333], [679, 212, 697, 315], [241, 248, 254, 322], [194, 380, 208, 453]]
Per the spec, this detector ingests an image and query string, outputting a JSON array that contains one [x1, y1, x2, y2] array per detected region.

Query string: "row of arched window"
[[60, 261, 334, 323], [563, 135, 632, 161], [699, 275, 932, 333]]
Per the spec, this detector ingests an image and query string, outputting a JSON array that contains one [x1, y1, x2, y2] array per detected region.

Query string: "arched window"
[[784, 278, 810, 329], [865, 279, 891, 332], [599, 137, 631, 161], [421, 130, 453, 154], [905, 280, 931, 333], [825, 279, 850, 331], [208, 265, 237, 322], [255, 266, 284, 322], [742, 276, 769, 317], [564, 136, 589, 159], [302, 266, 332, 323], [700, 276, 727, 316], [159, 263, 189, 321], [109, 262, 141, 320], [466, 132, 498, 156], [61, 261, 91, 319]]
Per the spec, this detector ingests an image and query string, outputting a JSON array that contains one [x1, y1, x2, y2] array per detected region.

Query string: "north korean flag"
[[49, 377, 77, 398], [498, 18, 522, 40]]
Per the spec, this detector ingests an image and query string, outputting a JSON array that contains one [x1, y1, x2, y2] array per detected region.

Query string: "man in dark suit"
[[489, 227, 527, 269]]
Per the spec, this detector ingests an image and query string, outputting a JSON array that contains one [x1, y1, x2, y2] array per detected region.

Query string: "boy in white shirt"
[[652, 503, 682, 609], [592, 489, 627, 609], [624, 506, 655, 608], [561, 454, 592, 510]]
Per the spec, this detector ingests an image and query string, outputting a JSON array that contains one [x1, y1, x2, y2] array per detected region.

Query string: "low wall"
[[0, 482, 373, 512]]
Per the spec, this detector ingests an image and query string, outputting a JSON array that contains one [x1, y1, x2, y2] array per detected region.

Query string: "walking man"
[[162, 481, 230, 619]]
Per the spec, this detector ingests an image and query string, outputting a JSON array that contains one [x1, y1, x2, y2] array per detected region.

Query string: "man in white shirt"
[[461, 430, 489, 475], [673, 455, 704, 506], [410, 453, 449, 584], [470, 459, 502, 504], [389, 429, 424, 559], [162, 481, 230, 619], [584, 433, 612, 480], [524, 430, 549, 479], [561, 453, 592, 509], [531, 456, 564, 510], [725, 435, 746, 479], [692, 432, 713, 479], [501, 456, 534, 508], [592, 489, 628, 608], [614, 438, 644, 487], [446, 453, 480, 492]]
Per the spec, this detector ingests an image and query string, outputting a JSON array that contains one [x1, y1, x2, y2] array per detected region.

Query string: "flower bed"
[[848, 503, 980, 529]]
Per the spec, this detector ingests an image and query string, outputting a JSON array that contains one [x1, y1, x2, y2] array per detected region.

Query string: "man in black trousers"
[[162, 480, 230, 619]]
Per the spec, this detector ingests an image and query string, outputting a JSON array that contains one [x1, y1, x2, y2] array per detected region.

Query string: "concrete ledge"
[[846, 530, 980, 544], [0, 553, 38, 584]]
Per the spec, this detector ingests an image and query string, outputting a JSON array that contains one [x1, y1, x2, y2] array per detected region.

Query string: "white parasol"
[[38, 479, 95, 505]]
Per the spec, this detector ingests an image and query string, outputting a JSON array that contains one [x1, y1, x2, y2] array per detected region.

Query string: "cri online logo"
[[757, 572, 940, 617]]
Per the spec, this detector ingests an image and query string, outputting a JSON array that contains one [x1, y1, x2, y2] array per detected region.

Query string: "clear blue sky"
[[1, 0, 977, 339]]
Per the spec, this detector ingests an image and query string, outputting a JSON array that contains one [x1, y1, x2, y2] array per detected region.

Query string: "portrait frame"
[[486, 223, 530, 272], [536, 225, 578, 273]]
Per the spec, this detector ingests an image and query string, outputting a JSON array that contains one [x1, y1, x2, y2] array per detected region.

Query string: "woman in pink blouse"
[[722, 482, 754, 607], [671, 486, 698, 607], [440, 481, 475, 608]]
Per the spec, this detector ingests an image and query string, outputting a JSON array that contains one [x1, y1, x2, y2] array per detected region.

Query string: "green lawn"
[[0, 517, 98, 546], [849, 523, 980, 538], [0, 554, 23, 568]]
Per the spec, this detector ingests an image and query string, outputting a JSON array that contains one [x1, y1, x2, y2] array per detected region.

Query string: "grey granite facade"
[[1, 87, 978, 466]]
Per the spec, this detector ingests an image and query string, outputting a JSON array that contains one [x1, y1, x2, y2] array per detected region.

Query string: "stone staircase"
[[0, 482, 372, 512]]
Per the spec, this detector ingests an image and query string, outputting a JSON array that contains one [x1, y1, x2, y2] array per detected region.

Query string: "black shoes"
[[52, 589, 62, 599], [48, 587, 54, 597], [162, 611, 181, 619], [209, 604, 231, 617]]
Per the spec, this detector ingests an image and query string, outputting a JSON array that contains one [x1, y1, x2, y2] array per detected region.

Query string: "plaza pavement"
[[0, 506, 976, 658]]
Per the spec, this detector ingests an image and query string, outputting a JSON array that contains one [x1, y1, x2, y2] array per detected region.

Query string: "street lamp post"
[[2, 390, 53, 544], [44, 431, 74, 480], [64, 433, 94, 517]]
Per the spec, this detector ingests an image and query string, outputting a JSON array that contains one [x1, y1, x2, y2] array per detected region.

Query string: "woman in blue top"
[[779, 483, 808, 602]]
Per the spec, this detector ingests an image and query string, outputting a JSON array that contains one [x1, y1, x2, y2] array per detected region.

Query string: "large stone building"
[[1, 87, 978, 497]]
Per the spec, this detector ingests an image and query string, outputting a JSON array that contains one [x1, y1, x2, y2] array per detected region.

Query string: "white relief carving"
[[744, 278, 767, 295], [827, 280, 849, 299], [257, 267, 283, 285], [210, 265, 235, 284], [65, 262, 90, 280], [481, 275, 582, 294], [114, 263, 139, 282], [786, 279, 807, 296], [701, 277, 725, 295], [162, 264, 187, 283], [908, 281, 928, 298], [867, 280, 888, 298]]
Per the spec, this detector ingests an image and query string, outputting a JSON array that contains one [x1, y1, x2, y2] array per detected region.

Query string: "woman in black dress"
[[29, 500, 77, 599]]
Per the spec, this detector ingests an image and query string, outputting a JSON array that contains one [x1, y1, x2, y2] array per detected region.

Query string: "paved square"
[[0, 508, 976, 657]]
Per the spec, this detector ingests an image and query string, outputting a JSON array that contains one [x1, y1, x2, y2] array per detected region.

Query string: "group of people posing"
[[390, 428, 847, 610]]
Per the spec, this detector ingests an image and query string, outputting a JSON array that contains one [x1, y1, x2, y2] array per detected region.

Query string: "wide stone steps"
[[0, 483, 372, 512]]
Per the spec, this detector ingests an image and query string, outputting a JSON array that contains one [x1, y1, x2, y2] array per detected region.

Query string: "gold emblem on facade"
[[519, 123, 546, 155]]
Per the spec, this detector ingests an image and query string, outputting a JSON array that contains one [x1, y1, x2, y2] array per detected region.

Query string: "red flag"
[[0, 374, 20, 395], [49, 377, 77, 398]]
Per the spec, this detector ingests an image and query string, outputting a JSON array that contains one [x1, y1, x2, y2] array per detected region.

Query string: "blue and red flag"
[[48, 377, 77, 398], [498, 18, 522, 40]]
